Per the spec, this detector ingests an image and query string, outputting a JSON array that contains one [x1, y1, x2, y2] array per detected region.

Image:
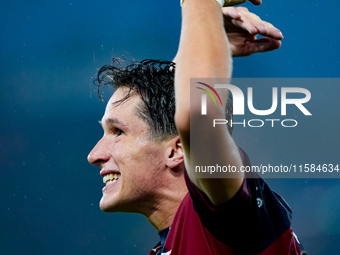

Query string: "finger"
[[231, 18, 258, 35], [236, 7, 269, 35], [246, 14, 269, 35], [249, 0, 262, 6], [222, 7, 242, 20], [262, 21, 284, 40], [245, 38, 282, 55], [235, 7, 284, 39], [224, 0, 247, 6]]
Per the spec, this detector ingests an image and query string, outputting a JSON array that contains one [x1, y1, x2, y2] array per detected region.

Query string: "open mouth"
[[103, 173, 121, 186]]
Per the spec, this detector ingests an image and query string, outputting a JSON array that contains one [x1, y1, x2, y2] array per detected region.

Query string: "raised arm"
[[175, 0, 243, 206], [174, 1, 283, 206]]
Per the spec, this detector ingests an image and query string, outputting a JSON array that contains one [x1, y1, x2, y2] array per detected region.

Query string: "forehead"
[[101, 88, 143, 126]]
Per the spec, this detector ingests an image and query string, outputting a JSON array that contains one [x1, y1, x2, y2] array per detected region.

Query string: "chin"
[[99, 196, 142, 214], [99, 197, 117, 212]]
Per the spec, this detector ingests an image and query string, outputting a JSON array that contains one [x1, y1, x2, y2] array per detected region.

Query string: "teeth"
[[106, 180, 115, 185], [103, 173, 121, 186]]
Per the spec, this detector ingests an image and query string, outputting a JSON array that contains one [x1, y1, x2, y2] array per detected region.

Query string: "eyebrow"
[[99, 117, 128, 129]]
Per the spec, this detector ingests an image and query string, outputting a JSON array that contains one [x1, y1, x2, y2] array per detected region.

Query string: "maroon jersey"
[[149, 149, 306, 255]]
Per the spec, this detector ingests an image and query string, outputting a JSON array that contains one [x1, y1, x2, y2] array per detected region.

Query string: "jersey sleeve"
[[184, 148, 303, 254]]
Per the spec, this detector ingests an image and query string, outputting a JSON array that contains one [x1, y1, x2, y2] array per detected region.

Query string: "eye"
[[110, 127, 125, 137], [117, 128, 124, 136]]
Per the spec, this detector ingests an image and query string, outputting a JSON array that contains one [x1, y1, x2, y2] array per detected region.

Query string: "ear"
[[165, 136, 184, 169]]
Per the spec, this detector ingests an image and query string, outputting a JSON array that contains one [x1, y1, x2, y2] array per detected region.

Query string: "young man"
[[88, 1, 306, 254]]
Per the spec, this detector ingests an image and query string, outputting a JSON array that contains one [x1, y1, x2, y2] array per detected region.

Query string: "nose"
[[87, 138, 111, 166]]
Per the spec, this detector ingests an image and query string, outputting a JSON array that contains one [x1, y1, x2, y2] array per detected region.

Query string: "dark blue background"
[[1, 1, 339, 254]]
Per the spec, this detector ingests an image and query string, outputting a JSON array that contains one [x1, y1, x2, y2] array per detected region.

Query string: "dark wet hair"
[[96, 58, 233, 140]]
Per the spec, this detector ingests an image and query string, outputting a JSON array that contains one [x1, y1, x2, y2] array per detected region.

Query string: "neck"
[[148, 191, 187, 231]]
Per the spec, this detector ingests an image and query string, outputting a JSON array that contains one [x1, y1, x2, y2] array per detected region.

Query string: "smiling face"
[[87, 88, 170, 213]]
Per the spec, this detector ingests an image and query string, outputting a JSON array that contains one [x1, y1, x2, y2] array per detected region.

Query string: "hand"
[[223, 7, 284, 57], [223, 0, 262, 7]]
